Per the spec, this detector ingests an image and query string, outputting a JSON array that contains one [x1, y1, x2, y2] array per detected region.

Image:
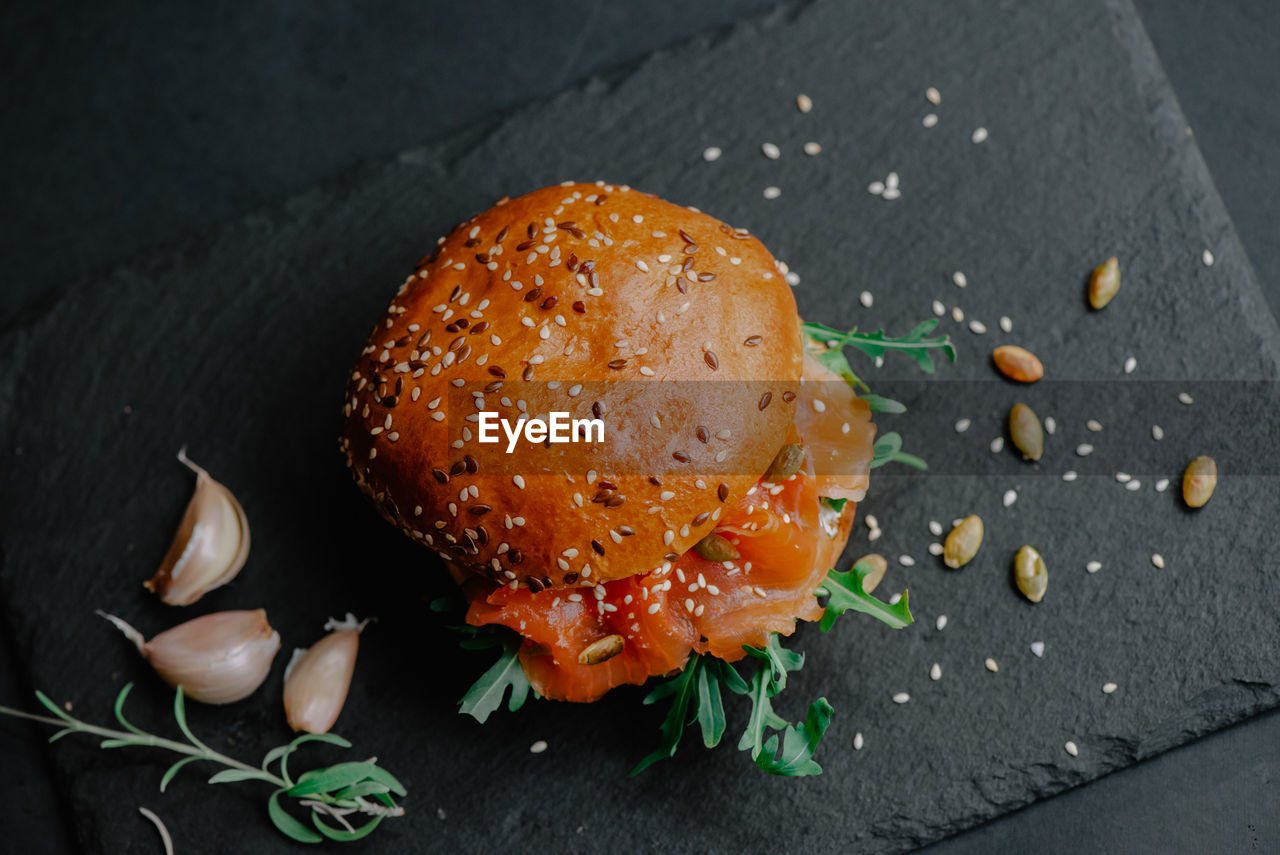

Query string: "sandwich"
[[339, 182, 952, 774]]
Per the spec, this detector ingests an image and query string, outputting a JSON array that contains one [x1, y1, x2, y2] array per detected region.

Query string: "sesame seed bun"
[[340, 182, 804, 588]]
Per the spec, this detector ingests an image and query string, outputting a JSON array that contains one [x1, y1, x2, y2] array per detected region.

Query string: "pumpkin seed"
[[1014, 545, 1047, 603], [763, 443, 805, 481], [578, 634, 625, 665], [992, 345, 1044, 383], [943, 515, 984, 569], [1008, 402, 1044, 461], [1182, 455, 1217, 508], [1088, 256, 1120, 309], [694, 532, 741, 562], [853, 553, 887, 593]]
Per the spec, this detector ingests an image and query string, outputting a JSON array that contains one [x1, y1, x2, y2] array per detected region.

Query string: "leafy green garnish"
[[821, 496, 848, 513], [859, 394, 908, 414], [869, 430, 927, 470], [802, 318, 956, 375], [0, 684, 404, 844], [458, 638, 533, 724], [816, 562, 914, 631], [630, 655, 746, 775]]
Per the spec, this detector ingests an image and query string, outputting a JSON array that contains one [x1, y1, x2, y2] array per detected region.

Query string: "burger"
[[340, 182, 949, 774]]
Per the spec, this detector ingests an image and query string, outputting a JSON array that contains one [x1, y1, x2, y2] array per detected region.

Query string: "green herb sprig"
[[801, 318, 956, 384], [429, 596, 536, 724], [0, 684, 405, 844]]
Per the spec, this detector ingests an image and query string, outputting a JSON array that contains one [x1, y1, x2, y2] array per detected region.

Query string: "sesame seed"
[[865, 515, 879, 529], [1151, 553, 1165, 568], [803, 141, 822, 156], [882, 187, 901, 201], [922, 112, 938, 128], [972, 127, 989, 143], [1202, 249, 1215, 266], [1102, 682, 1118, 694], [1086, 561, 1102, 574], [868, 528, 882, 542], [1064, 741, 1079, 757], [930, 663, 942, 681], [1178, 391, 1194, 405], [868, 181, 885, 196], [761, 142, 781, 160], [648, 603, 661, 614], [999, 316, 1013, 333], [892, 692, 910, 705], [702, 146, 722, 162], [954, 418, 971, 433], [1003, 489, 1017, 507], [928, 520, 943, 536], [969, 320, 987, 334], [936, 615, 948, 630], [854, 732, 864, 750], [1044, 416, 1057, 435], [926, 87, 941, 105], [1155, 478, 1170, 492], [885, 172, 899, 190], [763, 186, 782, 200], [1152, 424, 1164, 440], [951, 306, 964, 322], [990, 437, 1005, 453], [796, 93, 813, 113], [1030, 641, 1045, 657], [932, 299, 945, 316], [952, 271, 967, 288], [1076, 444, 1094, 456], [1115, 472, 1131, 483], [529, 740, 548, 754], [1123, 356, 1137, 374], [1125, 480, 1142, 491], [985, 657, 999, 673], [1063, 470, 1078, 482], [899, 555, 915, 567], [859, 290, 873, 308]]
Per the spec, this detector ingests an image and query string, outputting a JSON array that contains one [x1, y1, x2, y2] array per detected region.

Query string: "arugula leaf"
[[859, 393, 907, 414], [816, 561, 914, 631], [753, 698, 833, 776], [802, 319, 956, 374], [458, 639, 532, 724], [869, 430, 928, 471], [821, 497, 847, 513], [631, 656, 705, 774]]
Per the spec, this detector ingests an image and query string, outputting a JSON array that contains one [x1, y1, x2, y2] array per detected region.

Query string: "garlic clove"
[[283, 614, 370, 734], [144, 449, 250, 606], [99, 609, 280, 704]]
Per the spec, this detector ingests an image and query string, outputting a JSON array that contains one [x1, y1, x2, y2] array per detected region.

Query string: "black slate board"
[[2, 0, 1279, 852]]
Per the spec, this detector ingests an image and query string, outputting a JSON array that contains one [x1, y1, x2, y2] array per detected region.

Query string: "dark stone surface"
[[2, 0, 1279, 853]]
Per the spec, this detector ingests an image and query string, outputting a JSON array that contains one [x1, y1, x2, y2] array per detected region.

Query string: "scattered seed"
[[990, 437, 1005, 453], [926, 87, 941, 105], [971, 127, 989, 143], [952, 271, 968, 288], [1125, 480, 1142, 492], [1030, 641, 1045, 658], [695, 533, 740, 562], [1044, 416, 1057, 435], [892, 692, 910, 704], [855, 554, 887, 593], [992, 345, 1044, 383], [1065, 741, 1079, 757], [944, 515, 984, 569], [1152, 425, 1164, 440], [1178, 391, 1194, 405], [898, 555, 916, 567], [1014, 545, 1048, 603], [764, 443, 805, 481], [928, 542, 944, 556], [1124, 356, 1137, 374], [1102, 682, 1118, 694], [868, 181, 885, 195], [932, 299, 945, 316], [952, 306, 965, 323], [969, 320, 988, 335], [530, 740, 548, 754], [865, 514, 879, 529], [922, 113, 938, 127], [954, 418, 971, 433], [1155, 478, 1170, 492], [984, 657, 999, 672], [761, 142, 781, 160], [1151, 553, 1165, 568], [882, 187, 901, 201], [1086, 560, 1102, 574], [1062, 470, 1078, 481], [1088, 256, 1120, 309], [854, 732, 865, 750], [936, 615, 949, 631], [860, 290, 874, 308], [578, 634, 625, 665], [1076, 444, 1094, 457], [796, 93, 813, 113], [762, 186, 781, 199], [1182, 455, 1217, 508], [1003, 489, 1018, 508], [1116, 472, 1131, 483], [1087, 419, 1103, 432], [868, 528, 882, 542], [702, 146, 722, 162], [999, 316, 1013, 333], [1202, 249, 1215, 267], [803, 141, 822, 156], [928, 520, 943, 536], [930, 663, 942, 681], [1009, 402, 1044, 461]]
